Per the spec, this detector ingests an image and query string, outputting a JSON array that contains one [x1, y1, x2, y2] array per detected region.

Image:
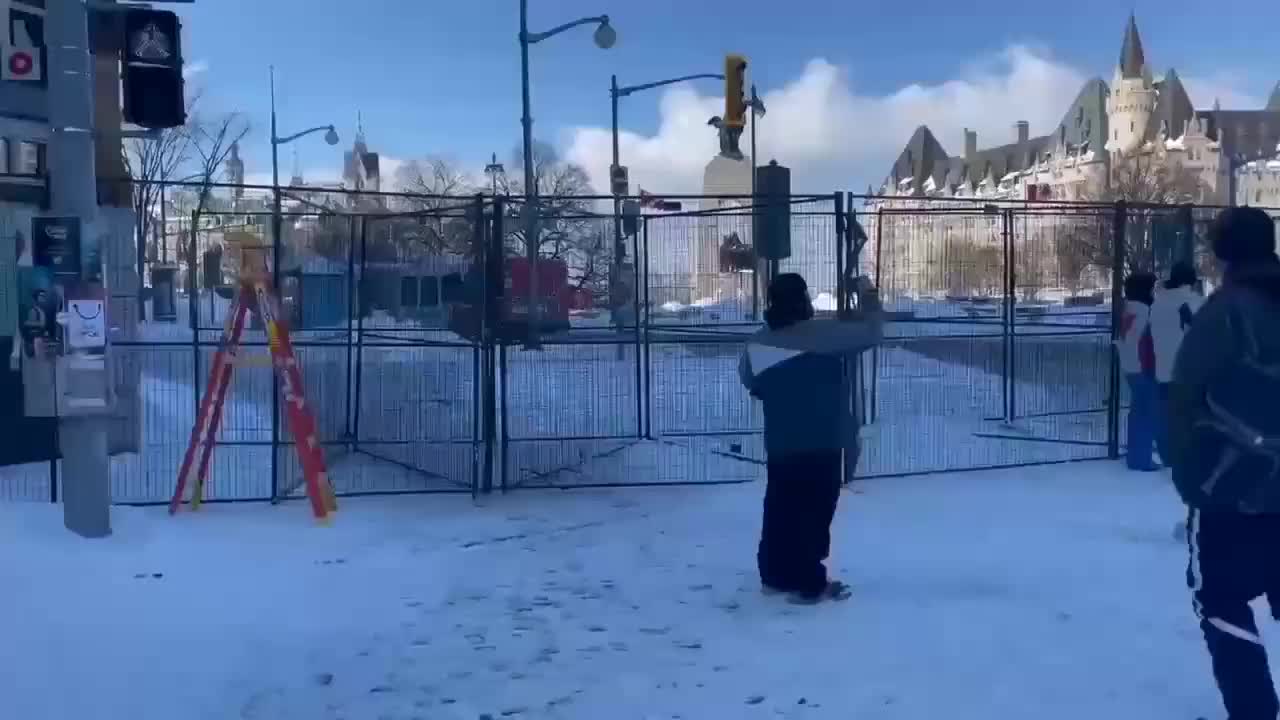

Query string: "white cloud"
[[182, 60, 209, 80], [562, 47, 1266, 197]]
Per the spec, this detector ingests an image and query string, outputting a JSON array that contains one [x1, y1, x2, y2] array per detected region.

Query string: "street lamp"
[[519, 0, 617, 348], [484, 152, 505, 196], [609, 72, 724, 333], [746, 85, 767, 318], [267, 65, 337, 497], [269, 65, 339, 289]]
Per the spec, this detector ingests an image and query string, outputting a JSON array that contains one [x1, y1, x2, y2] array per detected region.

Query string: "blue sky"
[[179, 0, 1279, 192]]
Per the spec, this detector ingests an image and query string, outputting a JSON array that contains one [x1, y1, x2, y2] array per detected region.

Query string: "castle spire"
[[1119, 13, 1147, 79]]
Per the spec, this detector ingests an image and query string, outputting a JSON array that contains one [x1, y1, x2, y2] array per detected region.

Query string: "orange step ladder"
[[170, 275, 337, 522]]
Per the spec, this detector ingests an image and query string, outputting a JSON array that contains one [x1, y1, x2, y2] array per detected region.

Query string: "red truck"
[[448, 256, 572, 342]]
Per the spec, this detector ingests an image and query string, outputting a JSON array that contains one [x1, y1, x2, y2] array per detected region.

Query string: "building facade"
[[869, 15, 1280, 298]]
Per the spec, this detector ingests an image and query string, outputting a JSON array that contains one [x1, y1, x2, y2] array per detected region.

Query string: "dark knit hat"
[[1210, 207, 1277, 265], [1165, 261, 1197, 289], [765, 273, 814, 330]]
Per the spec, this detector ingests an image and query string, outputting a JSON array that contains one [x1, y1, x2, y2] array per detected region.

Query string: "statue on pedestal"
[[706, 116, 745, 161]]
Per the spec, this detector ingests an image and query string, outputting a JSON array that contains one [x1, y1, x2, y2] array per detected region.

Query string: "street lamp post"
[[484, 152, 505, 196], [519, 0, 616, 349], [267, 65, 338, 498], [609, 72, 724, 338], [747, 85, 767, 318]]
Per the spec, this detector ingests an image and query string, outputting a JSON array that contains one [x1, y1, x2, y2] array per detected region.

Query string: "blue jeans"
[[1126, 373, 1161, 470]]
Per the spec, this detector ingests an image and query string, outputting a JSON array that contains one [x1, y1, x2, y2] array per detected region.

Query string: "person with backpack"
[[1116, 271, 1161, 471], [1150, 261, 1204, 463], [1168, 207, 1280, 720], [737, 272, 883, 604]]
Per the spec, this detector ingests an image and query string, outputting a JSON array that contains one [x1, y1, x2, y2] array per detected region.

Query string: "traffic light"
[[724, 54, 748, 129], [121, 9, 186, 129]]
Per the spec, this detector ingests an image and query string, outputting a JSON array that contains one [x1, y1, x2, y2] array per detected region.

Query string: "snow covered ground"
[[0, 458, 1242, 720]]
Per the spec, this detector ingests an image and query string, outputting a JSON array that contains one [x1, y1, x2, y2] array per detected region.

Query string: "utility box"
[[753, 160, 792, 261]]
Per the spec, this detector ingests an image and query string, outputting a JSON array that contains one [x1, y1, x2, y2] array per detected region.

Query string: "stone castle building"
[[869, 15, 1280, 297]]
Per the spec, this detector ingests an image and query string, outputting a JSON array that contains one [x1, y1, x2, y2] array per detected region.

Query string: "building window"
[[0, 138, 8, 174], [1130, 121, 1135, 132], [400, 275, 419, 308], [420, 276, 439, 307]]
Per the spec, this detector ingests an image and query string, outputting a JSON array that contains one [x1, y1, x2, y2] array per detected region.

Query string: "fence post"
[[869, 207, 884, 425], [1178, 203, 1195, 267], [189, 210, 202, 471], [834, 191, 853, 485], [1001, 208, 1015, 424], [351, 218, 368, 456], [632, 213, 644, 439], [343, 216, 356, 445], [487, 196, 505, 494], [642, 216, 652, 440], [1107, 200, 1128, 459]]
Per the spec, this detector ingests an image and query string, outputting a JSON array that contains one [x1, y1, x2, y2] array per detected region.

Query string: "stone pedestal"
[[697, 155, 753, 303]]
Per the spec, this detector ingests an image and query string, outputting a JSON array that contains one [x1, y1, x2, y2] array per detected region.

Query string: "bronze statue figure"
[[707, 116, 745, 161]]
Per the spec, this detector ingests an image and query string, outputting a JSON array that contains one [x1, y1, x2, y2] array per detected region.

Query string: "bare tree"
[[392, 157, 477, 256], [184, 113, 250, 287], [1053, 154, 1206, 276], [945, 240, 1004, 298], [496, 141, 608, 299], [121, 124, 193, 262], [121, 94, 202, 248]]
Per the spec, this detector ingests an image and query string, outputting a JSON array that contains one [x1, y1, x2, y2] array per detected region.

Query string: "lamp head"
[[324, 126, 340, 146], [593, 18, 617, 50]]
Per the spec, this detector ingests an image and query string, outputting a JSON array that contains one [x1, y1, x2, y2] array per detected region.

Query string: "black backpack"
[[1190, 291, 1280, 513]]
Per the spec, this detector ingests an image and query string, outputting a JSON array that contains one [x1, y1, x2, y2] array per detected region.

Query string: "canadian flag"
[[2, 46, 43, 82]]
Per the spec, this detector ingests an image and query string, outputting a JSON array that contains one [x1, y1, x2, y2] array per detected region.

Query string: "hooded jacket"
[[1169, 258, 1280, 510], [738, 313, 883, 459], [1149, 285, 1204, 383]]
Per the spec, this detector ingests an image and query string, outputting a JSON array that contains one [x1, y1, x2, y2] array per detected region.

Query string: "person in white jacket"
[[1115, 271, 1160, 471], [1149, 261, 1203, 463]]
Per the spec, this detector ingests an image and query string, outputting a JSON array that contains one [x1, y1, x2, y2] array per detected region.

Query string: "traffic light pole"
[[609, 72, 723, 341], [611, 75, 624, 357], [48, 0, 112, 538]]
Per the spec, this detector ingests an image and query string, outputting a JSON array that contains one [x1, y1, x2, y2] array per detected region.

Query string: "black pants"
[[758, 450, 842, 596], [1187, 508, 1280, 720]]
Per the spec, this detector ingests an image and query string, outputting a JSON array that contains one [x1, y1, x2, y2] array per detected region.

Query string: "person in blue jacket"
[[738, 272, 883, 604]]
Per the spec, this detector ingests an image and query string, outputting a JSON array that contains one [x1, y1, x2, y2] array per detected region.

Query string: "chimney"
[[1015, 120, 1030, 144], [964, 128, 978, 159]]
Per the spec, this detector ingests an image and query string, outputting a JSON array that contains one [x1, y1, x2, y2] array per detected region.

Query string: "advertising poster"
[[1, 219, 59, 466]]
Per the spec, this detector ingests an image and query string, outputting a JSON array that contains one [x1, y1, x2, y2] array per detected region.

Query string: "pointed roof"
[[1146, 69, 1196, 142], [886, 125, 951, 194], [1268, 82, 1280, 111], [1119, 14, 1146, 79]]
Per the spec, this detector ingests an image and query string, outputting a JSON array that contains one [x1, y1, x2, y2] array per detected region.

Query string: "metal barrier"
[[7, 179, 1276, 504]]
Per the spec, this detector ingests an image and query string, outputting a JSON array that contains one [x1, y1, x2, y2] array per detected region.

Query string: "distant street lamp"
[[267, 65, 338, 494], [269, 65, 338, 290], [518, 0, 617, 348], [484, 152, 505, 196]]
